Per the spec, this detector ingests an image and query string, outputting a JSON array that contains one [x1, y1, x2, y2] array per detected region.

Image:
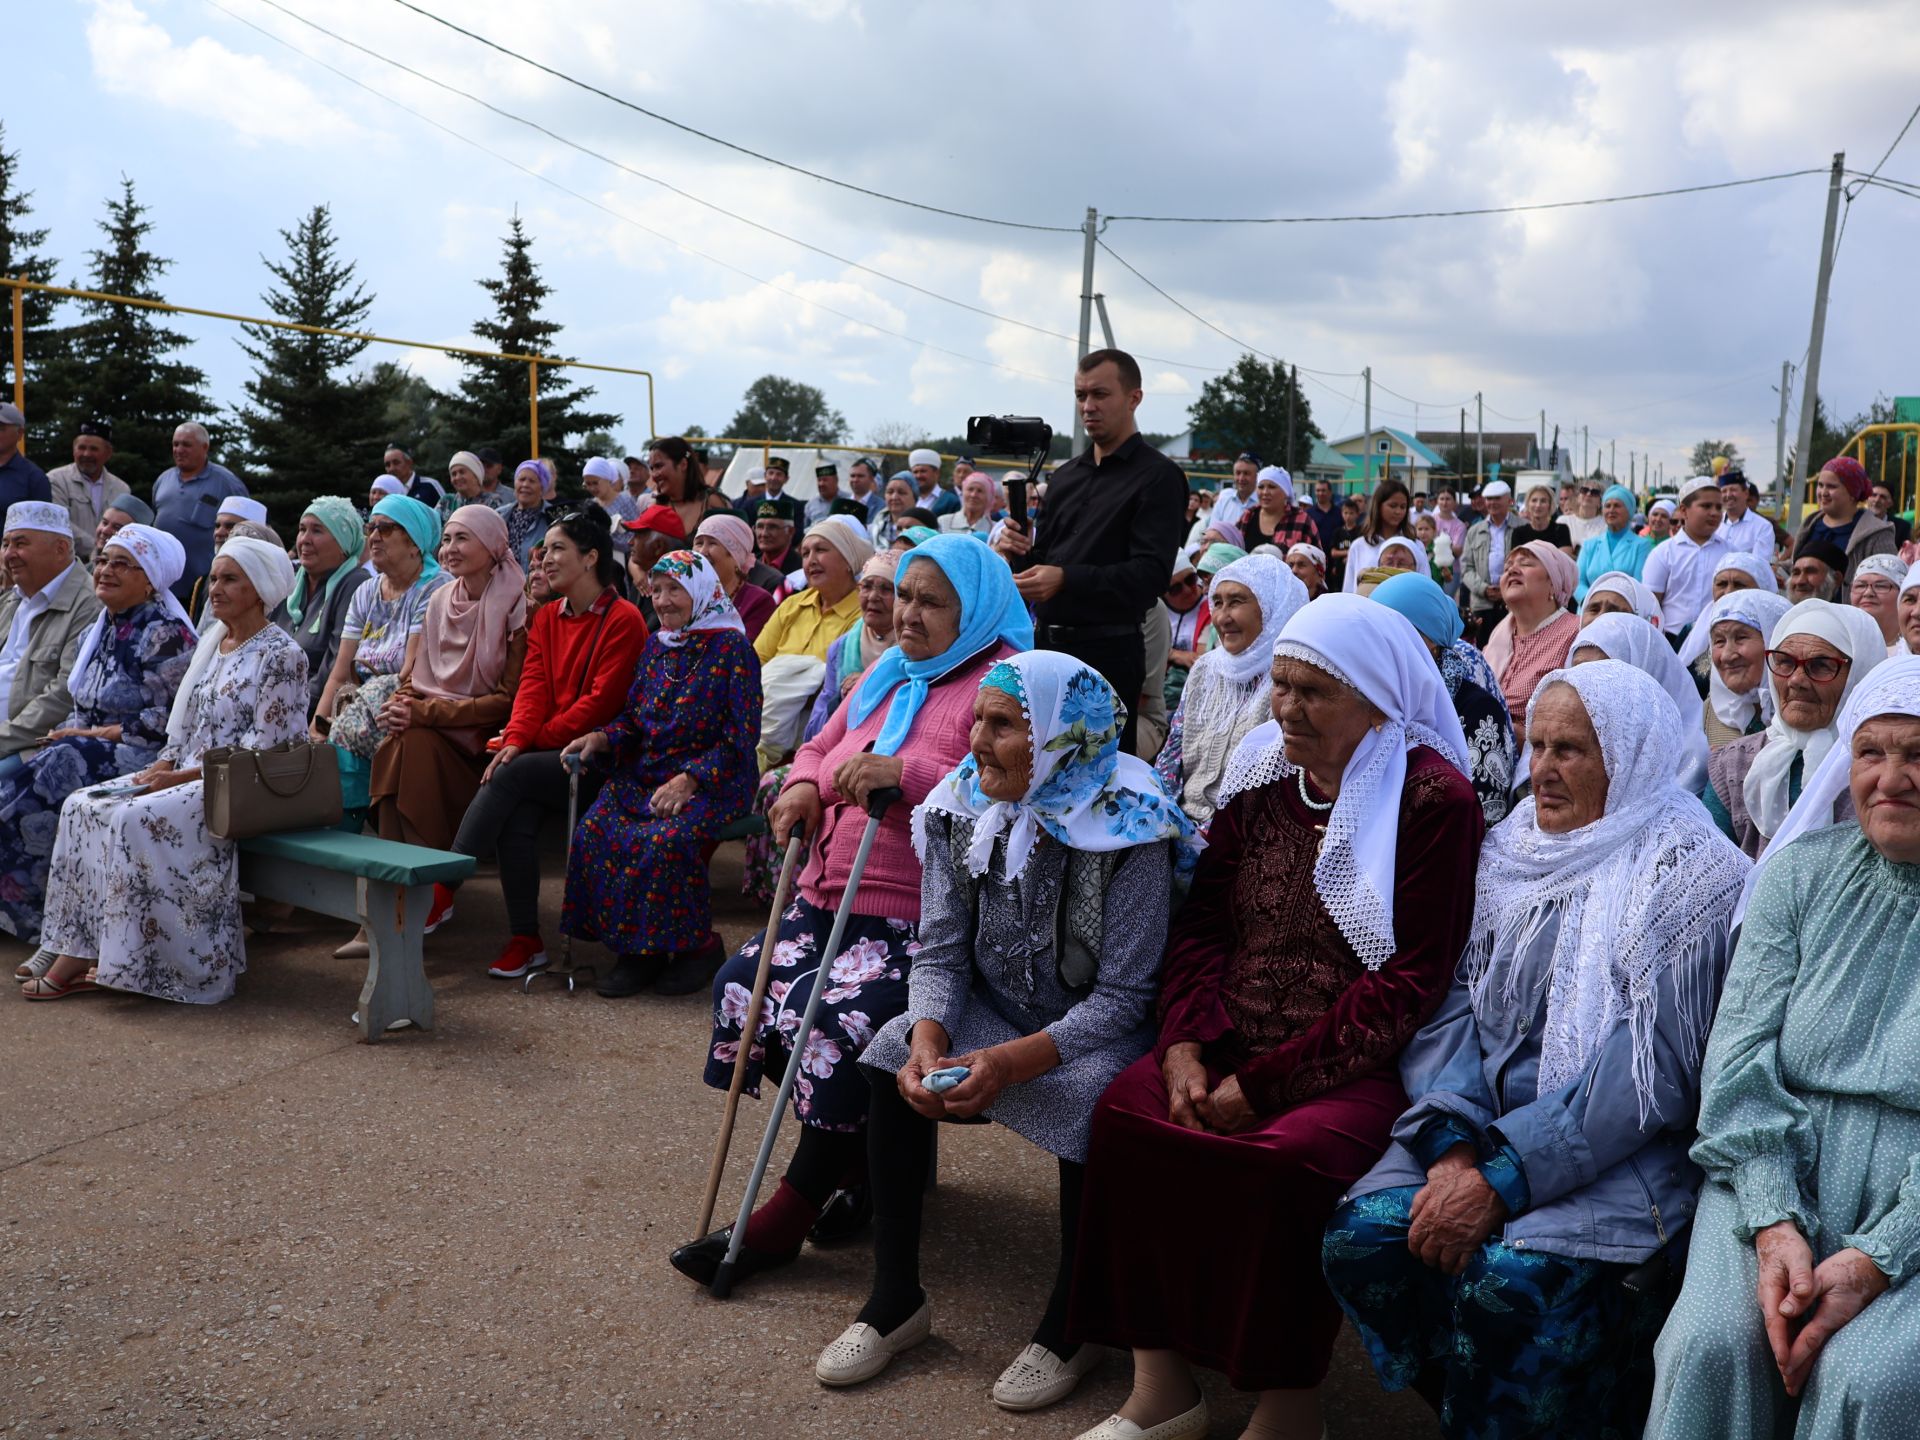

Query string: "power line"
[[379, 0, 1077, 235]]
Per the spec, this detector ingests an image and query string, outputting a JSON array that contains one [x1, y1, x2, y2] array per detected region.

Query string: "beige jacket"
[[46, 463, 132, 560], [0, 565, 105, 756]]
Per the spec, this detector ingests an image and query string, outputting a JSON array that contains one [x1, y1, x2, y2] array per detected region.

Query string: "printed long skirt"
[[739, 764, 789, 906], [702, 892, 916, 1132], [560, 777, 728, 955]]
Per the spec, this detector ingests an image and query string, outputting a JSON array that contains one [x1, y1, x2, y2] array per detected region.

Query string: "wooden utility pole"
[[1789, 154, 1845, 530]]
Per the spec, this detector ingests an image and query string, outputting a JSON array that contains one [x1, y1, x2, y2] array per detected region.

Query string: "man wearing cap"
[[1787, 540, 1846, 602], [1161, 549, 1207, 714], [754, 457, 803, 529], [847, 457, 884, 521], [151, 421, 249, 605], [1716, 467, 1776, 558], [0, 501, 103, 760], [1210, 453, 1261, 535], [621, 502, 687, 629], [1459, 479, 1520, 644], [731, 465, 768, 523], [1790, 456, 1896, 589], [1643, 476, 1733, 639], [938, 472, 999, 536], [46, 421, 129, 561], [624, 456, 651, 502], [188, 496, 271, 623], [751, 501, 798, 578], [804, 462, 845, 528], [908, 448, 960, 518], [0, 401, 53, 530]]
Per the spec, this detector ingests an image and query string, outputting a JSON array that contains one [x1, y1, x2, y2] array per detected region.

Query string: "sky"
[[10, 0, 1920, 483]]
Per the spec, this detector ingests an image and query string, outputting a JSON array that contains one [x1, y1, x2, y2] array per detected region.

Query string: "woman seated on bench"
[[558, 551, 760, 999], [23, 539, 308, 1003]]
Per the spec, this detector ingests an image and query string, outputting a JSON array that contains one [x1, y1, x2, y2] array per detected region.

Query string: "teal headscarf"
[[1602, 484, 1635, 513], [284, 496, 367, 634], [847, 532, 1034, 756], [903, 525, 941, 547], [1370, 571, 1464, 647], [371, 493, 443, 587]]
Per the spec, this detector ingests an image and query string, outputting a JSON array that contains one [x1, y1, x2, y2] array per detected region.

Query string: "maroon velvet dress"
[[1069, 746, 1484, 1390]]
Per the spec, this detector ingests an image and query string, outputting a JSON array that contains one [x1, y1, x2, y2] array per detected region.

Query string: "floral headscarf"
[[649, 549, 745, 647], [913, 650, 1200, 880]]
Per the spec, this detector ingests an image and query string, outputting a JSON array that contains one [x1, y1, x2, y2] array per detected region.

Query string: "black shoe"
[[653, 935, 726, 997], [669, 1227, 798, 1288], [809, 1184, 873, 1244], [595, 952, 665, 998]]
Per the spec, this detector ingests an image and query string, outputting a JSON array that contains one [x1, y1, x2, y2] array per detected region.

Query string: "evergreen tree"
[[364, 359, 465, 468], [0, 123, 71, 461], [452, 214, 618, 481], [46, 178, 214, 487], [1186, 355, 1322, 476], [234, 204, 389, 516]]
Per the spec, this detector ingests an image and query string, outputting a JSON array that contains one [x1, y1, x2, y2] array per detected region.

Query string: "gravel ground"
[[0, 846, 1435, 1439]]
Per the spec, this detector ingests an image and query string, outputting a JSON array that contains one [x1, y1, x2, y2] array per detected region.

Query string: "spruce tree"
[[234, 204, 388, 515], [48, 178, 215, 487], [453, 214, 619, 482], [0, 123, 71, 462]]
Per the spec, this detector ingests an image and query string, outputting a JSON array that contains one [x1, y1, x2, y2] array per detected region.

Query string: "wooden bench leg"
[[355, 877, 435, 1042]]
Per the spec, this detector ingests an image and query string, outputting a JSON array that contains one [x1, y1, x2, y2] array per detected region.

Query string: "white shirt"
[[1718, 508, 1776, 560], [0, 562, 78, 724], [1564, 513, 1608, 551], [1643, 530, 1734, 632], [1211, 490, 1253, 534]]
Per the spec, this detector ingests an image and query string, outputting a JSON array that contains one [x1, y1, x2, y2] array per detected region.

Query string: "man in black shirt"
[[993, 348, 1187, 750]]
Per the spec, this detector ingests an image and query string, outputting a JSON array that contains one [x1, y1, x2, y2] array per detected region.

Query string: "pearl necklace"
[[1295, 768, 1334, 812]]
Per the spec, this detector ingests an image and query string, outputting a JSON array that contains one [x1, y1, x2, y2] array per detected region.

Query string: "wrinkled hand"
[[132, 760, 193, 792], [898, 1020, 953, 1120], [935, 1045, 1014, 1120], [1775, 1242, 1887, 1396], [1196, 1073, 1258, 1134], [560, 731, 611, 767], [480, 742, 520, 785], [992, 523, 1032, 561], [832, 752, 903, 809], [1013, 565, 1064, 603], [650, 772, 697, 817], [1409, 1161, 1507, 1274], [1161, 1042, 1211, 1131], [1755, 1221, 1817, 1377], [770, 781, 823, 847]]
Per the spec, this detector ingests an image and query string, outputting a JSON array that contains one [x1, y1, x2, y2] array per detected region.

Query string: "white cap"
[[1679, 475, 1720, 505], [218, 495, 268, 524], [1480, 480, 1513, 499], [582, 456, 622, 485], [908, 448, 941, 469], [1256, 465, 1294, 500], [2, 500, 70, 536]]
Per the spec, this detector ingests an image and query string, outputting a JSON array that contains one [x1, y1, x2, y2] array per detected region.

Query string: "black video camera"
[[966, 415, 1052, 535]]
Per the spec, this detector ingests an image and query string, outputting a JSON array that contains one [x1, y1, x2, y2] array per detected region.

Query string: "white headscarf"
[[1713, 551, 1779, 595], [1587, 570, 1664, 628], [1679, 590, 1793, 730], [1742, 598, 1887, 843], [164, 537, 298, 748], [1466, 662, 1750, 1123], [68, 524, 197, 683], [1376, 535, 1429, 573], [1854, 554, 1910, 588], [1570, 613, 1712, 792], [1221, 594, 1470, 970], [1736, 655, 1920, 926]]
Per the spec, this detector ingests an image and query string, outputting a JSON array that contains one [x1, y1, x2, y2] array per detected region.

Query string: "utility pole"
[[1789, 153, 1845, 532], [1459, 407, 1467, 488], [1775, 359, 1791, 497], [1610, 440, 1616, 484], [1630, 452, 1636, 490], [1073, 206, 1098, 455], [1539, 409, 1546, 461], [1092, 293, 1115, 349], [1582, 426, 1589, 478], [1286, 363, 1298, 469], [1475, 392, 1484, 489], [1363, 366, 1373, 485]]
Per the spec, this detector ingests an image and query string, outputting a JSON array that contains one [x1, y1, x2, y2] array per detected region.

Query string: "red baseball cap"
[[622, 503, 686, 537]]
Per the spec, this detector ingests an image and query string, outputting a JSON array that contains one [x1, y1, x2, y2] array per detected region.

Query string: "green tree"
[[44, 178, 215, 487], [233, 204, 389, 517], [364, 359, 464, 469], [452, 214, 619, 479], [0, 124, 80, 468], [1689, 438, 1741, 474], [1185, 355, 1321, 475], [727, 374, 847, 443]]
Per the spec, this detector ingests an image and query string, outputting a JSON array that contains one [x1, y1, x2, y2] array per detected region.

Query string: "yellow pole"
[[10, 278, 22, 411], [528, 359, 540, 459]]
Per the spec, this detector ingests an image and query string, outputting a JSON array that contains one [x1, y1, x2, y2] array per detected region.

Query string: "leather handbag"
[[202, 738, 344, 839]]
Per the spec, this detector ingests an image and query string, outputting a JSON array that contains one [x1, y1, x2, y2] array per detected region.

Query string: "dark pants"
[[451, 749, 599, 936], [1040, 631, 1146, 754]]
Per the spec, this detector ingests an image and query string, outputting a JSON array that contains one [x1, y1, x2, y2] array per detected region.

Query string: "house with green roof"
[[1328, 427, 1447, 487]]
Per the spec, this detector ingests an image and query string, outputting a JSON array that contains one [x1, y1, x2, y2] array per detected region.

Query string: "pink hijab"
[[412, 505, 528, 742]]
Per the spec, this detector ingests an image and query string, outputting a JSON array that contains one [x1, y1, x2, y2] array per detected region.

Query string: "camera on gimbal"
[[966, 415, 1052, 534]]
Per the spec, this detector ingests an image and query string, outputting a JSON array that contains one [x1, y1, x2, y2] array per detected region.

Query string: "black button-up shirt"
[[1017, 431, 1187, 628]]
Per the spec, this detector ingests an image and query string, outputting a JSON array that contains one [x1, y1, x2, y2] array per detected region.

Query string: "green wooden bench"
[[714, 813, 766, 843], [238, 830, 475, 1043]]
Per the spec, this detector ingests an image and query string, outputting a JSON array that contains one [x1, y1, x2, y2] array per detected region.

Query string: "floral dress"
[[329, 572, 449, 807], [0, 602, 197, 942], [1442, 641, 1517, 825], [560, 628, 761, 955], [39, 626, 308, 1003]]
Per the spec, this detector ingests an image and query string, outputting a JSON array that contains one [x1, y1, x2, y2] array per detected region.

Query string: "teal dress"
[[1647, 825, 1920, 1438]]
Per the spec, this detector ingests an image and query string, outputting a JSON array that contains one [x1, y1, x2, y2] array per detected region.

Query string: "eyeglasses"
[[552, 510, 590, 526], [1766, 649, 1851, 683], [365, 519, 401, 536], [1166, 575, 1199, 594], [1578, 486, 1603, 496], [95, 556, 141, 575], [1851, 579, 1900, 598]]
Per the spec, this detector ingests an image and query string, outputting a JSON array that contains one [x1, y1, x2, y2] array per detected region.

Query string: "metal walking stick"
[[709, 783, 902, 1299], [693, 823, 808, 1239], [525, 751, 596, 994]]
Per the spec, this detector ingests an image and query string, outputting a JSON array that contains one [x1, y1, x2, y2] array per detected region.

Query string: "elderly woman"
[[1702, 599, 1885, 857], [691, 513, 776, 641], [1580, 569, 1664, 629], [581, 455, 639, 554], [1486, 540, 1581, 744], [753, 518, 872, 768], [1341, 478, 1417, 593], [1714, 550, 1780, 601], [312, 494, 449, 820], [1286, 541, 1327, 599], [1372, 571, 1516, 825], [1646, 657, 1920, 1439], [672, 536, 1030, 1291], [1570, 612, 1713, 791], [1326, 662, 1751, 1439], [1070, 596, 1485, 1440], [1354, 534, 1428, 595], [1849, 553, 1908, 656], [1901, 566, 1920, 653], [559, 551, 760, 998], [504, 459, 557, 570], [2, 526, 197, 957], [1574, 484, 1653, 604], [810, 652, 1198, 1404], [275, 497, 371, 717], [22, 540, 307, 1002], [1679, 591, 1793, 748], [868, 473, 918, 549], [803, 552, 897, 743], [367, 475, 405, 511], [1154, 554, 1308, 830], [368, 505, 528, 856]]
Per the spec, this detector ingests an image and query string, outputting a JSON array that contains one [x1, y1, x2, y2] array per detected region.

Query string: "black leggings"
[[451, 749, 598, 935]]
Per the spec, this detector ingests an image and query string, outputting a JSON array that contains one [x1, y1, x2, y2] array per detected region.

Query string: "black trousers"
[[1038, 631, 1146, 754], [451, 749, 600, 936]]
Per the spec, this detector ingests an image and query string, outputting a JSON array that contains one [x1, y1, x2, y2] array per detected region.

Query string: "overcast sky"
[[13, 0, 1920, 480]]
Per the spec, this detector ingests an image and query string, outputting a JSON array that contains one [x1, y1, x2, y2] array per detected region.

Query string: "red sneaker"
[[488, 934, 548, 979], [424, 883, 456, 934]]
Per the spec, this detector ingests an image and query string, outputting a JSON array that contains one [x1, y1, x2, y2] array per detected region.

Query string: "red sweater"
[[502, 589, 648, 752]]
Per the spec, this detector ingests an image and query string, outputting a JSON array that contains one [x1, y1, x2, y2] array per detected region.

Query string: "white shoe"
[[813, 1298, 932, 1387], [14, 946, 57, 983], [1073, 1395, 1210, 1440], [992, 1341, 1102, 1411]]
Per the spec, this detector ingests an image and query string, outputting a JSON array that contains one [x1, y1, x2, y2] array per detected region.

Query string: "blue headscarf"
[[371, 493, 443, 587], [1370, 571, 1464, 647], [847, 532, 1033, 756], [1602, 484, 1635, 512]]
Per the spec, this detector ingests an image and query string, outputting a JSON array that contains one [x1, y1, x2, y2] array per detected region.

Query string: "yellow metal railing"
[[1836, 422, 1920, 512], [3, 274, 655, 456]]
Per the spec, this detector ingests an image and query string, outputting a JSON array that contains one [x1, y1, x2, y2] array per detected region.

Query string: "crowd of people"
[[3, 361, 1920, 1437]]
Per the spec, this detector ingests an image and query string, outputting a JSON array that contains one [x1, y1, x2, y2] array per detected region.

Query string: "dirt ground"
[[0, 846, 1435, 1439]]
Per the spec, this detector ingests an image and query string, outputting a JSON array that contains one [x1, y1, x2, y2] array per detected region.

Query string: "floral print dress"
[[0, 602, 197, 942], [39, 625, 308, 1003]]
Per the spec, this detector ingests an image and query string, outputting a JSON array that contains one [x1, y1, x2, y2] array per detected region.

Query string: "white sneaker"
[[813, 1298, 932, 1387], [1073, 1396, 1210, 1440], [992, 1341, 1102, 1411]]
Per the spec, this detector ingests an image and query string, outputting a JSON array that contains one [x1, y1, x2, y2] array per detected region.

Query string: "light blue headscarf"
[[371, 493, 443, 587], [1370, 571, 1464, 647], [847, 532, 1034, 756]]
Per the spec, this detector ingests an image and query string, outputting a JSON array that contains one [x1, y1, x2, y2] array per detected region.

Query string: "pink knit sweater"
[[786, 642, 1016, 921]]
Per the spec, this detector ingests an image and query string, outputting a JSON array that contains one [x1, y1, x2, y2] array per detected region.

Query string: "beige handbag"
[[202, 738, 344, 839]]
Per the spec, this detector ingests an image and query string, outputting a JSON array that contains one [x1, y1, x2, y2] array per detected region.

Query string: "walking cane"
[[692, 822, 808, 1239], [709, 783, 902, 1299], [524, 752, 596, 994]]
